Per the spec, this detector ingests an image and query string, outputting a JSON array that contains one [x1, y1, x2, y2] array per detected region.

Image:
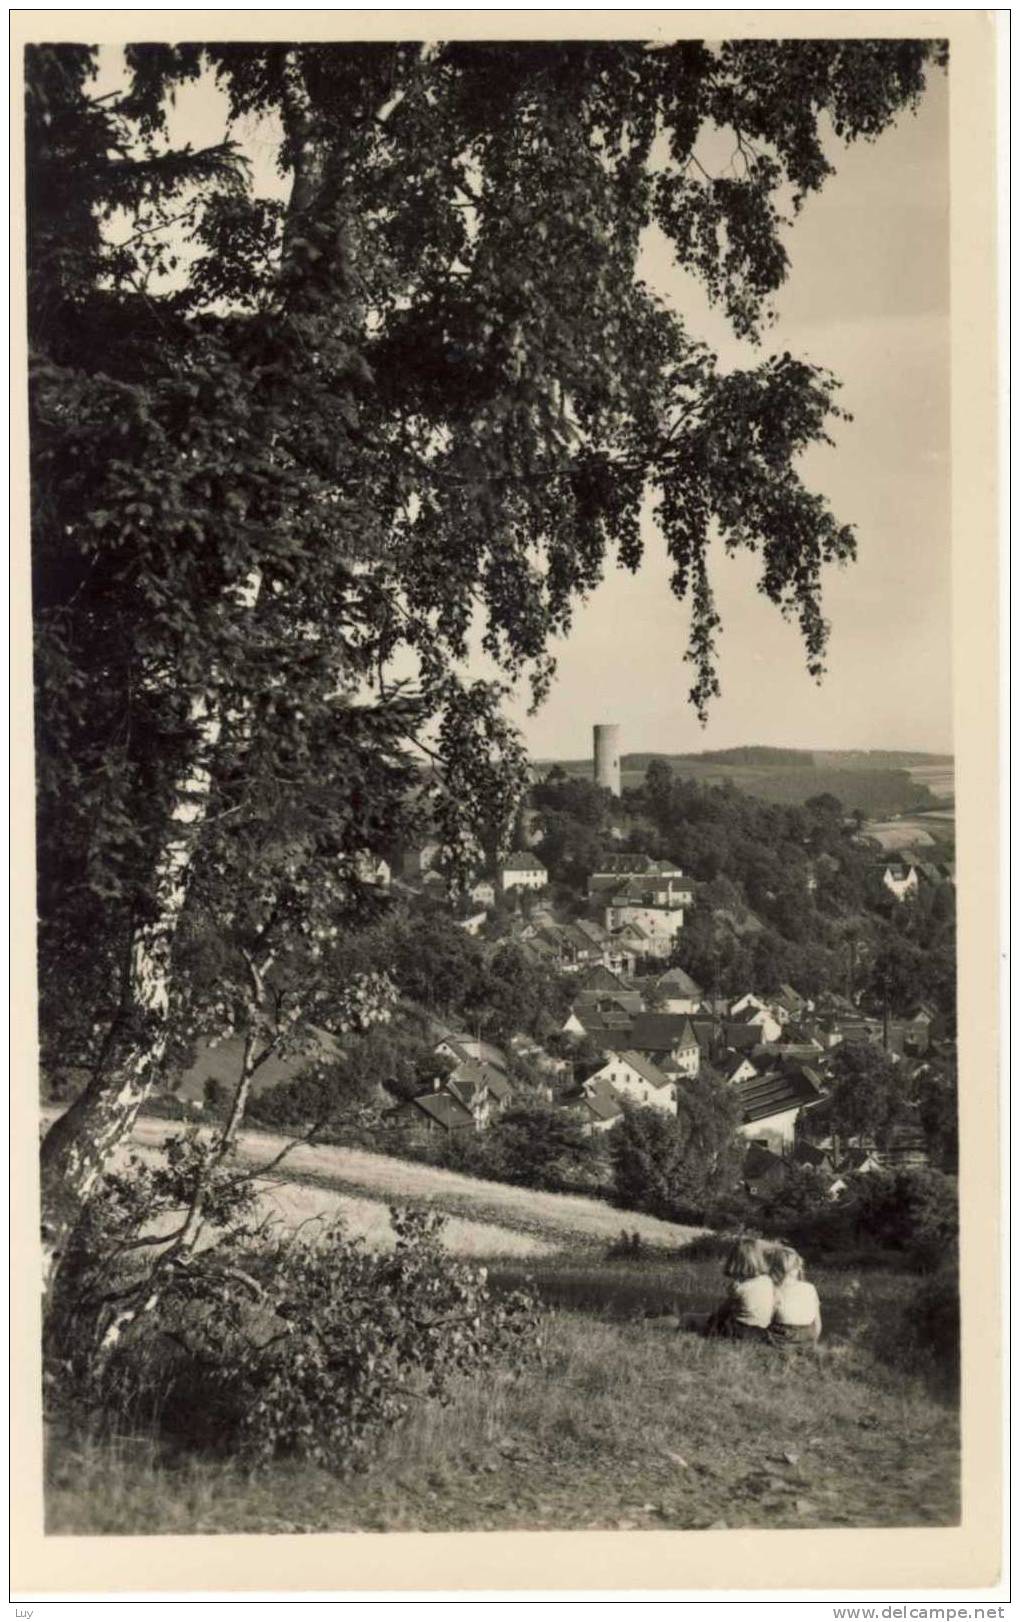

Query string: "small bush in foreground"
[[48, 1149, 542, 1475]]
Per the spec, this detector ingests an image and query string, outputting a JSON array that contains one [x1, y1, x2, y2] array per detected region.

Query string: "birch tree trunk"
[[94, 953, 273, 1356], [39, 694, 223, 1288], [38, 45, 375, 1298]]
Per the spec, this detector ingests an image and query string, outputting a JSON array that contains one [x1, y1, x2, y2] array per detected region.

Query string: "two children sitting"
[[692, 1236, 822, 1347]]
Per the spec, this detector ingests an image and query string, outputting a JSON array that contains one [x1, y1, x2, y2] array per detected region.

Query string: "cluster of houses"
[[381, 953, 938, 1199], [385, 1032, 518, 1137], [379, 843, 942, 1175], [348, 836, 947, 1195], [382, 1027, 565, 1139], [557, 968, 831, 1154], [393, 844, 701, 964]]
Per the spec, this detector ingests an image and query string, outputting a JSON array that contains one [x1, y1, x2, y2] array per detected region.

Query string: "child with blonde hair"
[[699, 1235, 776, 1342], [767, 1243, 822, 1346]]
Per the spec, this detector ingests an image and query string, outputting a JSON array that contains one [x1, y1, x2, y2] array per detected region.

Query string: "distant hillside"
[[534, 748, 953, 818]]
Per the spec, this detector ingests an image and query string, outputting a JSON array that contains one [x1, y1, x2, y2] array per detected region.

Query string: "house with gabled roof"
[[723, 1052, 759, 1087], [741, 1141, 789, 1197], [735, 1063, 826, 1153], [878, 854, 920, 902], [572, 964, 644, 1013], [584, 1049, 678, 1115], [648, 965, 704, 1013], [722, 1021, 765, 1054], [571, 1078, 625, 1134], [386, 1090, 476, 1138], [587, 853, 686, 897], [627, 1012, 701, 1075], [791, 1139, 837, 1174], [730, 991, 769, 1019], [772, 983, 809, 1024], [446, 1059, 513, 1127], [574, 962, 631, 995], [735, 1004, 783, 1043], [562, 1001, 634, 1045], [435, 1033, 509, 1072]]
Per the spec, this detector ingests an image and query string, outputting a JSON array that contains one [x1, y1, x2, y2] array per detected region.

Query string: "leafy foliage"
[[869, 1263, 960, 1399], [823, 1042, 911, 1148], [611, 1085, 741, 1222], [852, 1167, 959, 1272], [48, 1148, 542, 1471], [439, 1102, 611, 1194]]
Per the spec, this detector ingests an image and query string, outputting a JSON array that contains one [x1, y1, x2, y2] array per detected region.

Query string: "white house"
[[354, 852, 391, 889], [735, 1004, 783, 1044], [730, 992, 769, 1019], [880, 859, 919, 902], [723, 1053, 760, 1087], [604, 881, 687, 959], [626, 1013, 701, 1077], [456, 910, 489, 936], [588, 854, 690, 899], [584, 1049, 677, 1115], [469, 878, 497, 908], [499, 851, 548, 892]]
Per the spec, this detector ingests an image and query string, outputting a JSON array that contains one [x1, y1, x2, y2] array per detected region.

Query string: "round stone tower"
[[593, 723, 621, 797]]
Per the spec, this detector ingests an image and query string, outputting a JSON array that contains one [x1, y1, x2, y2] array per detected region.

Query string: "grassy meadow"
[[45, 1129, 960, 1537]]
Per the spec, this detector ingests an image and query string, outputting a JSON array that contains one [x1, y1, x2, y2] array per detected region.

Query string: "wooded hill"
[[536, 750, 951, 816]]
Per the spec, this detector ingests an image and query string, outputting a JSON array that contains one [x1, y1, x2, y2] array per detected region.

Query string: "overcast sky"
[[99, 47, 951, 760]]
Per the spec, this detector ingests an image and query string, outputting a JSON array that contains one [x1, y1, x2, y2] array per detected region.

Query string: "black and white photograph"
[[16, 11, 1001, 1589]]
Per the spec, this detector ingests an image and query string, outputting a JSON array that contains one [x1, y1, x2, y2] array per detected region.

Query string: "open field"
[[42, 1110, 705, 1254], [866, 810, 955, 852], [904, 763, 955, 801]]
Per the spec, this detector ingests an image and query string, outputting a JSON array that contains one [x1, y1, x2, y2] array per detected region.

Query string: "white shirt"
[[729, 1274, 776, 1328], [772, 1279, 821, 1327]]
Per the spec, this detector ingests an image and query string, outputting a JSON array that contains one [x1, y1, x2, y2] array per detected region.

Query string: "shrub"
[[868, 1263, 960, 1399], [612, 1088, 741, 1222], [853, 1167, 959, 1270], [756, 1163, 844, 1239], [193, 1210, 541, 1471], [435, 1104, 611, 1195], [47, 1146, 542, 1473]]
